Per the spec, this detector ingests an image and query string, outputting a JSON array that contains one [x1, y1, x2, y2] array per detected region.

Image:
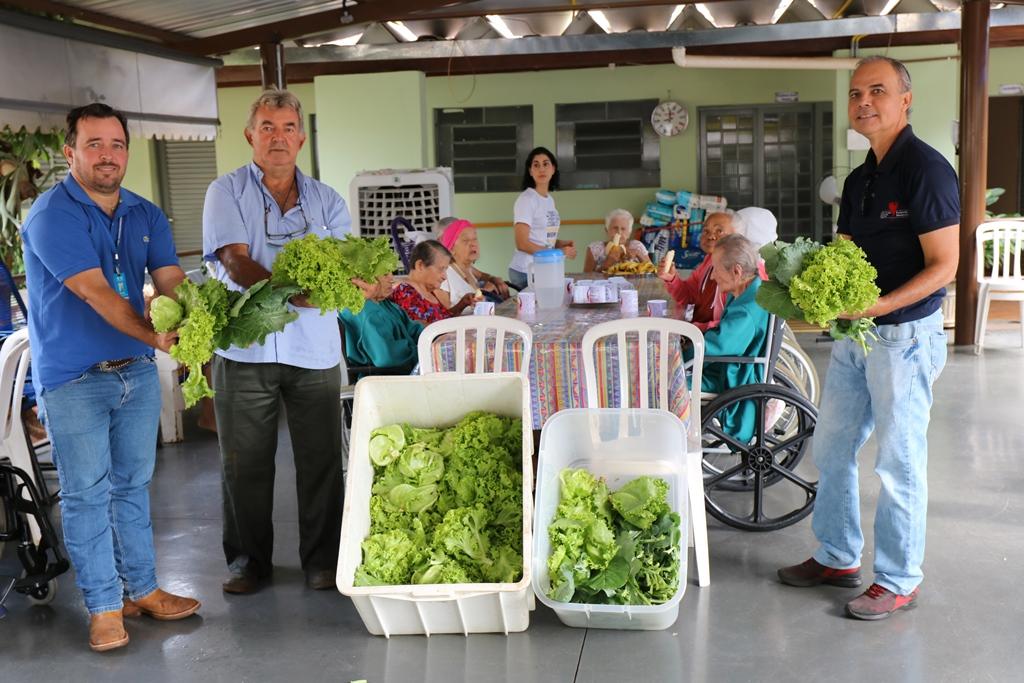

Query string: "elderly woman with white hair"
[[658, 208, 745, 332], [583, 208, 651, 273], [699, 233, 771, 440]]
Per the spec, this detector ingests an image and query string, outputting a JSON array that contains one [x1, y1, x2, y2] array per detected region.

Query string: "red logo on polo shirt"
[[880, 200, 910, 219]]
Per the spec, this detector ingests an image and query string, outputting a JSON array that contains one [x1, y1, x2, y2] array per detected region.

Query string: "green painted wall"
[[313, 71, 428, 211], [123, 138, 157, 202], [423, 64, 834, 274], [214, 82, 317, 176]]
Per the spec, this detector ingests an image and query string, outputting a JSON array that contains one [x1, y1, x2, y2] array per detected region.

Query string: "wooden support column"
[[955, 0, 990, 346], [259, 41, 286, 90]]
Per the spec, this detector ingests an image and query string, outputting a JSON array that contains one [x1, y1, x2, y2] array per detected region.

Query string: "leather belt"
[[95, 357, 135, 372]]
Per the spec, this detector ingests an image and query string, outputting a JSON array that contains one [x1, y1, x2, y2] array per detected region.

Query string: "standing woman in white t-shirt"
[[507, 147, 576, 289]]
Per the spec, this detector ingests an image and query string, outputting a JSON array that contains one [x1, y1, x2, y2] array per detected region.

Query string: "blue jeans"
[[38, 357, 162, 614], [811, 309, 947, 596], [508, 269, 528, 291]]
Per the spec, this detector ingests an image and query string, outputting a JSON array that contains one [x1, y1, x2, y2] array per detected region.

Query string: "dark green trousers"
[[212, 356, 343, 577]]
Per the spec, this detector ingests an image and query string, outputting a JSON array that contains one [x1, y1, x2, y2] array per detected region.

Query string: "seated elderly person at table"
[[390, 240, 474, 325], [584, 209, 651, 273], [699, 233, 770, 441], [339, 274, 422, 376], [434, 218, 510, 310], [658, 209, 745, 332]]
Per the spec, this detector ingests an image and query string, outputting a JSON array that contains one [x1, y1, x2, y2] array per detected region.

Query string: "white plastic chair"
[[580, 318, 710, 588], [975, 220, 1024, 353], [0, 329, 42, 544], [417, 317, 533, 376]]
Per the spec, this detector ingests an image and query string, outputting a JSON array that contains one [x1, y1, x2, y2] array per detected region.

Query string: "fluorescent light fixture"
[[387, 21, 418, 42], [666, 4, 685, 29], [486, 15, 517, 39], [771, 0, 794, 24], [589, 10, 612, 33], [879, 0, 900, 15], [694, 4, 719, 27], [327, 33, 363, 46]]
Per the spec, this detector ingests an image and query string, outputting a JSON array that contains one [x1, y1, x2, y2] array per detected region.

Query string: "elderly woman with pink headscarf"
[[435, 218, 511, 311]]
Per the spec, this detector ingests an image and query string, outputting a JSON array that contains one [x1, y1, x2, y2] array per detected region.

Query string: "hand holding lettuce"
[[149, 235, 399, 406], [756, 237, 881, 352], [151, 278, 298, 407]]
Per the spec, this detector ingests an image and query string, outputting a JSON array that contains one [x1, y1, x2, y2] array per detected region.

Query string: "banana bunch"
[[606, 260, 657, 275]]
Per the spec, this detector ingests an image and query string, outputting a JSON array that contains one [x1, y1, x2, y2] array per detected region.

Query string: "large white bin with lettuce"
[[533, 408, 688, 630], [337, 373, 534, 637]]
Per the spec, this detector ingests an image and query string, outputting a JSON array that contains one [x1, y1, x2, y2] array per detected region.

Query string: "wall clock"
[[651, 100, 689, 137]]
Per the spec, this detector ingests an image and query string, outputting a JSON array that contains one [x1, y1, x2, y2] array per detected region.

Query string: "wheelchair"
[[699, 316, 820, 532]]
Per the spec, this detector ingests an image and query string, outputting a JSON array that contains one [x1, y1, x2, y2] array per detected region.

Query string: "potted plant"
[[0, 125, 64, 274]]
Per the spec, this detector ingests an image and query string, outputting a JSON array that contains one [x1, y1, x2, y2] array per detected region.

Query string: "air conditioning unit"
[[349, 167, 454, 241]]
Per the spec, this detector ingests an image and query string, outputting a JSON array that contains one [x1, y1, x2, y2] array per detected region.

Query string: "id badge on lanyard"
[[112, 216, 129, 299]]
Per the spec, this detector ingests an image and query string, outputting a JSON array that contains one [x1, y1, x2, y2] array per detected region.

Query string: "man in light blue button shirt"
[[202, 89, 348, 594]]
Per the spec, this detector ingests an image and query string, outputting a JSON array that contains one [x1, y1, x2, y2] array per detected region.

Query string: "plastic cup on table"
[[620, 289, 639, 315], [517, 291, 536, 316], [473, 301, 495, 316], [572, 284, 590, 304], [647, 299, 668, 317]]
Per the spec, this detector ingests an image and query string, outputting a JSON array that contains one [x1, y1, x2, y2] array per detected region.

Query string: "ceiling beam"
[[0, 0, 189, 43], [171, 0, 479, 56], [217, 23, 1024, 87]]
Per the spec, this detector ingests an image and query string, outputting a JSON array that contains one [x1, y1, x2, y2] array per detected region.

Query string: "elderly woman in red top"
[[657, 209, 745, 332], [390, 240, 475, 325]]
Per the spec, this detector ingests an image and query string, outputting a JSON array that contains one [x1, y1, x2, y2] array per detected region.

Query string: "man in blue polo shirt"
[[203, 89, 351, 595], [779, 57, 960, 620], [22, 103, 201, 651]]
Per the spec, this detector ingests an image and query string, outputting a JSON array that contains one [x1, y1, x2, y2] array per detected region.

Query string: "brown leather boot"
[[89, 610, 129, 652], [124, 588, 201, 621]]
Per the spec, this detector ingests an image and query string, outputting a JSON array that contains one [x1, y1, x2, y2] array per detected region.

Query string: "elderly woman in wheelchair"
[[689, 234, 820, 532]]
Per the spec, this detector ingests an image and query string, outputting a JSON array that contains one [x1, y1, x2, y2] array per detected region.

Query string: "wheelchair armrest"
[[703, 355, 768, 365]]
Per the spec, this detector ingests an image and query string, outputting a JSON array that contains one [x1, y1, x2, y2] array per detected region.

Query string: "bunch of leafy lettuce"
[[355, 411, 524, 587], [546, 469, 681, 606], [756, 237, 881, 351], [150, 278, 298, 406], [271, 234, 399, 315]]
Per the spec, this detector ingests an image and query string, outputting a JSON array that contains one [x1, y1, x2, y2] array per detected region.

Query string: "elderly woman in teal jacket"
[[339, 275, 423, 376], [701, 233, 770, 441]]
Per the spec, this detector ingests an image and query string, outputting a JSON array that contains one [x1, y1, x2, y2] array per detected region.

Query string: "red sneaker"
[[778, 558, 862, 588], [846, 583, 919, 621]]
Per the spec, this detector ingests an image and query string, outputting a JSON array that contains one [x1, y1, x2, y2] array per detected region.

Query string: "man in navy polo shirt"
[[779, 56, 959, 620], [22, 103, 200, 651]]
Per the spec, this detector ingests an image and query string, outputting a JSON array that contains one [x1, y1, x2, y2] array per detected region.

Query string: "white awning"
[[0, 15, 220, 140]]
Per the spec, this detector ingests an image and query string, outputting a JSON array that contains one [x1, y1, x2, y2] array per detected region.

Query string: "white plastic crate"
[[337, 373, 534, 637], [533, 408, 688, 630]]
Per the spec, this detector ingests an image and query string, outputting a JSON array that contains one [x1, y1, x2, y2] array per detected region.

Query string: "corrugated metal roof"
[[64, 0, 352, 38], [49, 0, 958, 45]]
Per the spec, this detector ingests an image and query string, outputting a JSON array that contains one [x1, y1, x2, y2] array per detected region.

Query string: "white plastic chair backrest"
[[582, 317, 704, 408], [976, 220, 1024, 281], [0, 328, 30, 444], [417, 317, 533, 376]]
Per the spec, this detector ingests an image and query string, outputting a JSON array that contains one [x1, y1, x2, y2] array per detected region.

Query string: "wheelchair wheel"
[[777, 339, 820, 405], [19, 571, 57, 606], [701, 382, 818, 532]]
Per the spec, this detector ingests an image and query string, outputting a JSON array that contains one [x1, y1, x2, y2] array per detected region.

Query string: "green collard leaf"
[[763, 237, 821, 286], [754, 279, 804, 321]]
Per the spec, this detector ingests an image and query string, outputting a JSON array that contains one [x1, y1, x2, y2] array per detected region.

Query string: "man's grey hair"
[[604, 208, 634, 230], [856, 55, 912, 93], [714, 233, 759, 279], [712, 208, 746, 236], [247, 89, 305, 132]]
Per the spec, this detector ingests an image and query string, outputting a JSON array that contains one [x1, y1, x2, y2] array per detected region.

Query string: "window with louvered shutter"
[[154, 140, 217, 272]]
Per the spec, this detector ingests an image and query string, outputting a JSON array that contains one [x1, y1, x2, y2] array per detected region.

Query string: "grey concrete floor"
[[3, 328, 1024, 683]]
